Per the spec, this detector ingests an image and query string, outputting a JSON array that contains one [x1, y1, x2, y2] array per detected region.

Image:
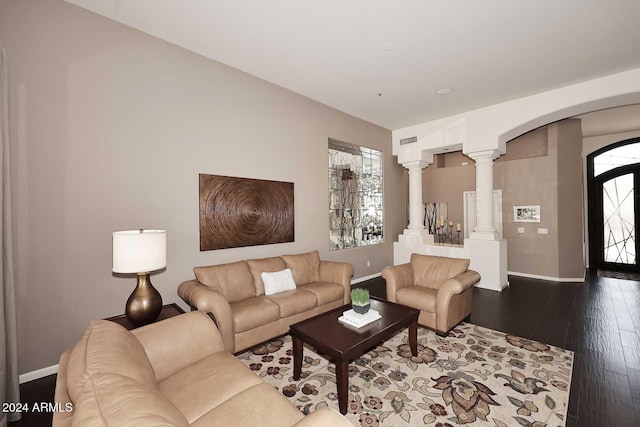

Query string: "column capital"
[[466, 149, 501, 162], [402, 160, 431, 170]]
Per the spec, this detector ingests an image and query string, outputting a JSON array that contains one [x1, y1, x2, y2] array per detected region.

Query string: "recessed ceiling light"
[[435, 88, 453, 95]]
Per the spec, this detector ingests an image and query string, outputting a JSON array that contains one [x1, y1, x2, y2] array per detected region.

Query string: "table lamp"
[[112, 229, 166, 326]]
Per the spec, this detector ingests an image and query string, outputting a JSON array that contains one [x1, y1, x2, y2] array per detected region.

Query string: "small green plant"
[[351, 288, 370, 306]]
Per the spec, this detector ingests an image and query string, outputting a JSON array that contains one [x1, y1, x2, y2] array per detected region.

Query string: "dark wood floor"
[[10, 271, 640, 426]]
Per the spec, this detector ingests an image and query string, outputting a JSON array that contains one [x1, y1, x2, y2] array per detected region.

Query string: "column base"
[[398, 230, 434, 258], [469, 231, 498, 241], [466, 239, 508, 292], [403, 228, 429, 236]]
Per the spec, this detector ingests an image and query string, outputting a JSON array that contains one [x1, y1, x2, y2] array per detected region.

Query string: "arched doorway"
[[587, 137, 640, 272]]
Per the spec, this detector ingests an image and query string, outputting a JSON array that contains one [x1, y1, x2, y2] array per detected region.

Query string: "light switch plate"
[[517, 227, 525, 234], [537, 228, 548, 234]]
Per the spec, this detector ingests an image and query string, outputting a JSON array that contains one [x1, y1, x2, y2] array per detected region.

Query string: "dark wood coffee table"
[[290, 297, 419, 414]]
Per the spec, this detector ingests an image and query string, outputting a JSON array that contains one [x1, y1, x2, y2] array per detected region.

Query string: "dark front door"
[[588, 139, 640, 273]]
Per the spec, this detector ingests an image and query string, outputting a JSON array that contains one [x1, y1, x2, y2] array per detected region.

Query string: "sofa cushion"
[[194, 260, 255, 303], [411, 254, 470, 290], [396, 286, 437, 313], [66, 320, 157, 403], [264, 288, 318, 318], [299, 282, 344, 305], [230, 296, 281, 333], [282, 250, 320, 285], [72, 373, 188, 427], [159, 352, 263, 424], [247, 256, 287, 296], [190, 383, 303, 427]]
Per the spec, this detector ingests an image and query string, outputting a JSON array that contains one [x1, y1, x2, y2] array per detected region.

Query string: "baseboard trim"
[[507, 271, 585, 283], [351, 273, 382, 285], [19, 364, 59, 384]]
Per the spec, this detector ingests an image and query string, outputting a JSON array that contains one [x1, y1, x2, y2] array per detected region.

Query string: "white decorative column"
[[402, 160, 431, 236], [468, 150, 500, 240], [463, 149, 508, 292], [391, 129, 507, 292]]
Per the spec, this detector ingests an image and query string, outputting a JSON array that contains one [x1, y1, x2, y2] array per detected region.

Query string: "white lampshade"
[[112, 229, 166, 274]]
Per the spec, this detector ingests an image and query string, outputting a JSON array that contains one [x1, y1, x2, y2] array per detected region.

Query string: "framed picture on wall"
[[513, 205, 541, 223]]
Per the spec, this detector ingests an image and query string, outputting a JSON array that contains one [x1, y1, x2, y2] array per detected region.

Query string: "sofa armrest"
[[436, 270, 481, 311], [438, 270, 480, 298], [435, 270, 480, 333], [319, 261, 354, 304], [381, 263, 413, 303], [291, 407, 353, 426], [131, 311, 225, 381], [53, 350, 74, 426], [178, 279, 235, 353]]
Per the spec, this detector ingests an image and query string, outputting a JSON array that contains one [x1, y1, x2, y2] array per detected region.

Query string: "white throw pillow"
[[261, 269, 297, 295]]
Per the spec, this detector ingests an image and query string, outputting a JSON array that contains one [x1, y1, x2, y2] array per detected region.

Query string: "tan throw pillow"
[[194, 260, 255, 303], [247, 257, 287, 296], [282, 250, 320, 286]]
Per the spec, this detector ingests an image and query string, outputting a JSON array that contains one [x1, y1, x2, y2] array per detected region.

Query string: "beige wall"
[[0, 0, 405, 373], [422, 156, 471, 233], [555, 120, 585, 278], [498, 126, 560, 277], [422, 127, 550, 236], [423, 121, 585, 279]]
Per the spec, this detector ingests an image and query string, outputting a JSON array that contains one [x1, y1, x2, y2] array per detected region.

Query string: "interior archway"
[[494, 99, 640, 276]]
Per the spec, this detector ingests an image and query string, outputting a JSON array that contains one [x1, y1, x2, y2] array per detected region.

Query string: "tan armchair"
[[381, 254, 480, 336]]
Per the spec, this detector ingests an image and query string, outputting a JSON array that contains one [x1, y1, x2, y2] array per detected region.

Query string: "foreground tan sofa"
[[53, 311, 351, 427], [178, 250, 353, 353], [382, 254, 481, 336]]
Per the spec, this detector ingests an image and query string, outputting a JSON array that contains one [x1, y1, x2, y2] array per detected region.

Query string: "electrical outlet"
[[537, 228, 548, 235], [366, 260, 371, 267], [517, 227, 525, 234]]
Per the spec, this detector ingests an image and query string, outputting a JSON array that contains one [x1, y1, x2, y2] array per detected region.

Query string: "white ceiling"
[[65, 0, 640, 130]]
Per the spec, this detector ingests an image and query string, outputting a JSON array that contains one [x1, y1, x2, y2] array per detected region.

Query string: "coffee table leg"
[[409, 320, 418, 357], [336, 359, 349, 414], [293, 335, 302, 381]]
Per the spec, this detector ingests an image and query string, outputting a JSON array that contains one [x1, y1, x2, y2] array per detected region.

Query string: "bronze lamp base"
[[125, 273, 163, 327]]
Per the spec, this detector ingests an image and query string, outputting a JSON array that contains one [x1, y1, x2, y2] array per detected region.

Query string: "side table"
[[104, 303, 185, 330]]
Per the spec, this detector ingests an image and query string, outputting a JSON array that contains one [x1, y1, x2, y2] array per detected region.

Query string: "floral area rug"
[[237, 323, 573, 427]]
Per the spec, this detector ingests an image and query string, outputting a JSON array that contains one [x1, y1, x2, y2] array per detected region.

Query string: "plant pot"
[[352, 303, 370, 314]]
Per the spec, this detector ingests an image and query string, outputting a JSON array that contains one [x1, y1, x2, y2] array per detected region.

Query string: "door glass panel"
[[602, 173, 636, 264], [593, 142, 640, 177]]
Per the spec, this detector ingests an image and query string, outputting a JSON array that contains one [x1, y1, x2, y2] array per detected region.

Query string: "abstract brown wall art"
[[199, 174, 294, 250]]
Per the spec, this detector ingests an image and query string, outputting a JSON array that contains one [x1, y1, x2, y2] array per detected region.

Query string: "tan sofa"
[[178, 250, 353, 353], [381, 254, 481, 336], [53, 311, 351, 427]]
